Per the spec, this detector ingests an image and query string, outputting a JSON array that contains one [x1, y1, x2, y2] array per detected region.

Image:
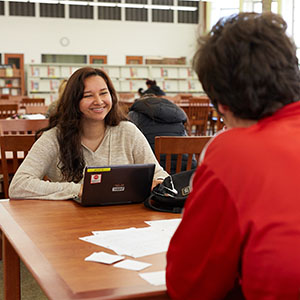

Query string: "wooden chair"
[[0, 94, 10, 99], [0, 119, 48, 260], [185, 97, 211, 136], [25, 105, 48, 115], [118, 93, 135, 102], [0, 134, 36, 199], [119, 101, 133, 114], [0, 104, 19, 119], [209, 108, 225, 135], [0, 119, 49, 135], [154, 136, 211, 174], [176, 93, 193, 102], [21, 98, 45, 108], [0, 134, 36, 260]]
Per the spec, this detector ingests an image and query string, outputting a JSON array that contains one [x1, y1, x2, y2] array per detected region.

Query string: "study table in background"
[[0, 200, 177, 300]]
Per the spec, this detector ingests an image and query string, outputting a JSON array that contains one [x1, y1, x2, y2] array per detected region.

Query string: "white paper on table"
[[84, 251, 124, 264], [139, 270, 166, 286], [113, 259, 152, 271], [79, 218, 182, 258], [144, 218, 181, 231], [0, 199, 10, 202]]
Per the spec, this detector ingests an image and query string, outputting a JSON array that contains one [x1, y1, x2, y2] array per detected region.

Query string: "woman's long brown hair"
[[37, 67, 127, 182]]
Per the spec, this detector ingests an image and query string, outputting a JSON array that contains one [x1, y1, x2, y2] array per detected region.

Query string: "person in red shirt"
[[166, 12, 300, 300]]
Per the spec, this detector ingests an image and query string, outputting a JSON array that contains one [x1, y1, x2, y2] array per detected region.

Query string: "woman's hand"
[[152, 179, 163, 190], [79, 184, 83, 197]]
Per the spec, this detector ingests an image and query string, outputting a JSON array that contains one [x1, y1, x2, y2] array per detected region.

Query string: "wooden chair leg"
[[0, 230, 2, 260]]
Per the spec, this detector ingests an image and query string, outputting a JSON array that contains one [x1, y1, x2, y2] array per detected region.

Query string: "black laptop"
[[74, 164, 155, 206]]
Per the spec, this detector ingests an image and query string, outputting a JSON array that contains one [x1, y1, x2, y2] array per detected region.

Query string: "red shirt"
[[166, 101, 300, 300]]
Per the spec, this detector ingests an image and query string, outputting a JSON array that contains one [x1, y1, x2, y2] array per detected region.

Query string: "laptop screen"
[[76, 163, 155, 206]]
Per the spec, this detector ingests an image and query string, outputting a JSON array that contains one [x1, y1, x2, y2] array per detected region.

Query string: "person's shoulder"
[[38, 127, 58, 144], [41, 126, 57, 137], [110, 121, 143, 142], [208, 128, 246, 150], [203, 127, 256, 165], [111, 120, 139, 132]]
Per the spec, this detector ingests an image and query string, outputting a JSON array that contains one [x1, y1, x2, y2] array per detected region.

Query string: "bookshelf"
[[26, 63, 204, 104], [0, 54, 25, 96]]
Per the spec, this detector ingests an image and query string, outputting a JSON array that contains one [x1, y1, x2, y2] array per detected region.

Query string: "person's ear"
[[217, 103, 230, 115]]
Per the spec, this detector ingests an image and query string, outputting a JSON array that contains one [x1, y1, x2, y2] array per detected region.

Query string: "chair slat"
[[154, 136, 211, 174], [0, 135, 36, 198]]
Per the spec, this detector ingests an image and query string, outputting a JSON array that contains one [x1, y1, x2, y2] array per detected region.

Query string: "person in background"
[[166, 12, 300, 300], [137, 87, 144, 97], [143, 79, 166, 96], [128, 94, 197, 174], [9, 67, 168, 200], [46, 79, 67, 118]]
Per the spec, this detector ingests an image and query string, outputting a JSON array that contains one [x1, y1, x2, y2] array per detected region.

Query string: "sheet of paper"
[[144, 218, 181, 230], [85, 251, 124, 264], [0, 199, 10, 202], [113, 259, 152, 271], [139, 270, 166, 286], [79, 218, 182, 258]]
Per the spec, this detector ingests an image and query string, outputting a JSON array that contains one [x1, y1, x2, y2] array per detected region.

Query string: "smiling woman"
[[8, 67, 169, 200]]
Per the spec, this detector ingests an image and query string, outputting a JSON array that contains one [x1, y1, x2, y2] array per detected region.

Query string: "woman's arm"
[[9, 129, 81, 200], [129, 124, 169, 180]]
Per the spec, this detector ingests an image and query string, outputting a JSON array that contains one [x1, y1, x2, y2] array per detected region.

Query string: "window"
[[98, 0, 121, 20], [210, 0, 239, 28], [125, 0, 147, 22], [152, 0, 173, 23], [293, 0, 300, 62], [40, 3, 65, 18], [9, 2, 35, 16], [0, 2, 4, 15], [126, 56, 143, 64], [178, 0, 198, 24], [90, 55, 108, 64], [243, 0, 278, 14], [42, 54, 87, 64], [69, 0, 93, 19]]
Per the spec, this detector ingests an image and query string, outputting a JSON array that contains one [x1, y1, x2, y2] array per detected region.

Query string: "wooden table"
[[0, 200, 176, 300]]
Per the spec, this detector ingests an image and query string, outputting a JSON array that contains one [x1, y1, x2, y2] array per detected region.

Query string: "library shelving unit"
[[26, 63, 203, 105], [0, 54, 25, 97]]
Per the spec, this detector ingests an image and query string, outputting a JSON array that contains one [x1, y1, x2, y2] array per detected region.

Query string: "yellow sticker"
[[87, 168, 111, 172]]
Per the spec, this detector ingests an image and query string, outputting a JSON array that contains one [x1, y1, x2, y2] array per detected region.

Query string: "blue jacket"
[[128, 97, 197, 174]]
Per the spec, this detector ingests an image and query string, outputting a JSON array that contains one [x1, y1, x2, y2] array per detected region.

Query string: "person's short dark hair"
[[146, 79, 157, 86], [193, 12, 300, 120], [138, 88, 144, 95]]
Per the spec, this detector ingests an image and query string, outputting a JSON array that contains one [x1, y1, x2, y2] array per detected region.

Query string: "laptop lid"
[[75, 163, 155, 206]]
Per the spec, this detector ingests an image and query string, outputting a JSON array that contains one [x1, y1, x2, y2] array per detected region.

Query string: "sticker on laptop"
[[90, 174, 102, 184], [112, 184, 125, 192], [87, 168, 111, 172]]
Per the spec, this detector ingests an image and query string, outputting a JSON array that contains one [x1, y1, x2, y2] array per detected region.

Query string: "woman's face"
[[79, 75, 112, 123]]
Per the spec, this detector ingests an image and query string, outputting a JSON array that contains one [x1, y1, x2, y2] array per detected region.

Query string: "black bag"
[[144, 169, 195, 213]]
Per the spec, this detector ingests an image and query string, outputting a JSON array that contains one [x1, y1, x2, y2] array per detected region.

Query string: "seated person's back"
[[166, 12, 300, 300], [128, 95, 197, 174]]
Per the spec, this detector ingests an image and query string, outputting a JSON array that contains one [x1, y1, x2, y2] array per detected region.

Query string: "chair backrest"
[[21, 98, 45, 106], [0, 134, 36, 198], [0, 119, 49, 135], [186, 98, 211, 136], [154, 136, 211, 174], [118, 93, 135, 102], [0, 104, 19, 119], [25, 105, 48, 115]]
